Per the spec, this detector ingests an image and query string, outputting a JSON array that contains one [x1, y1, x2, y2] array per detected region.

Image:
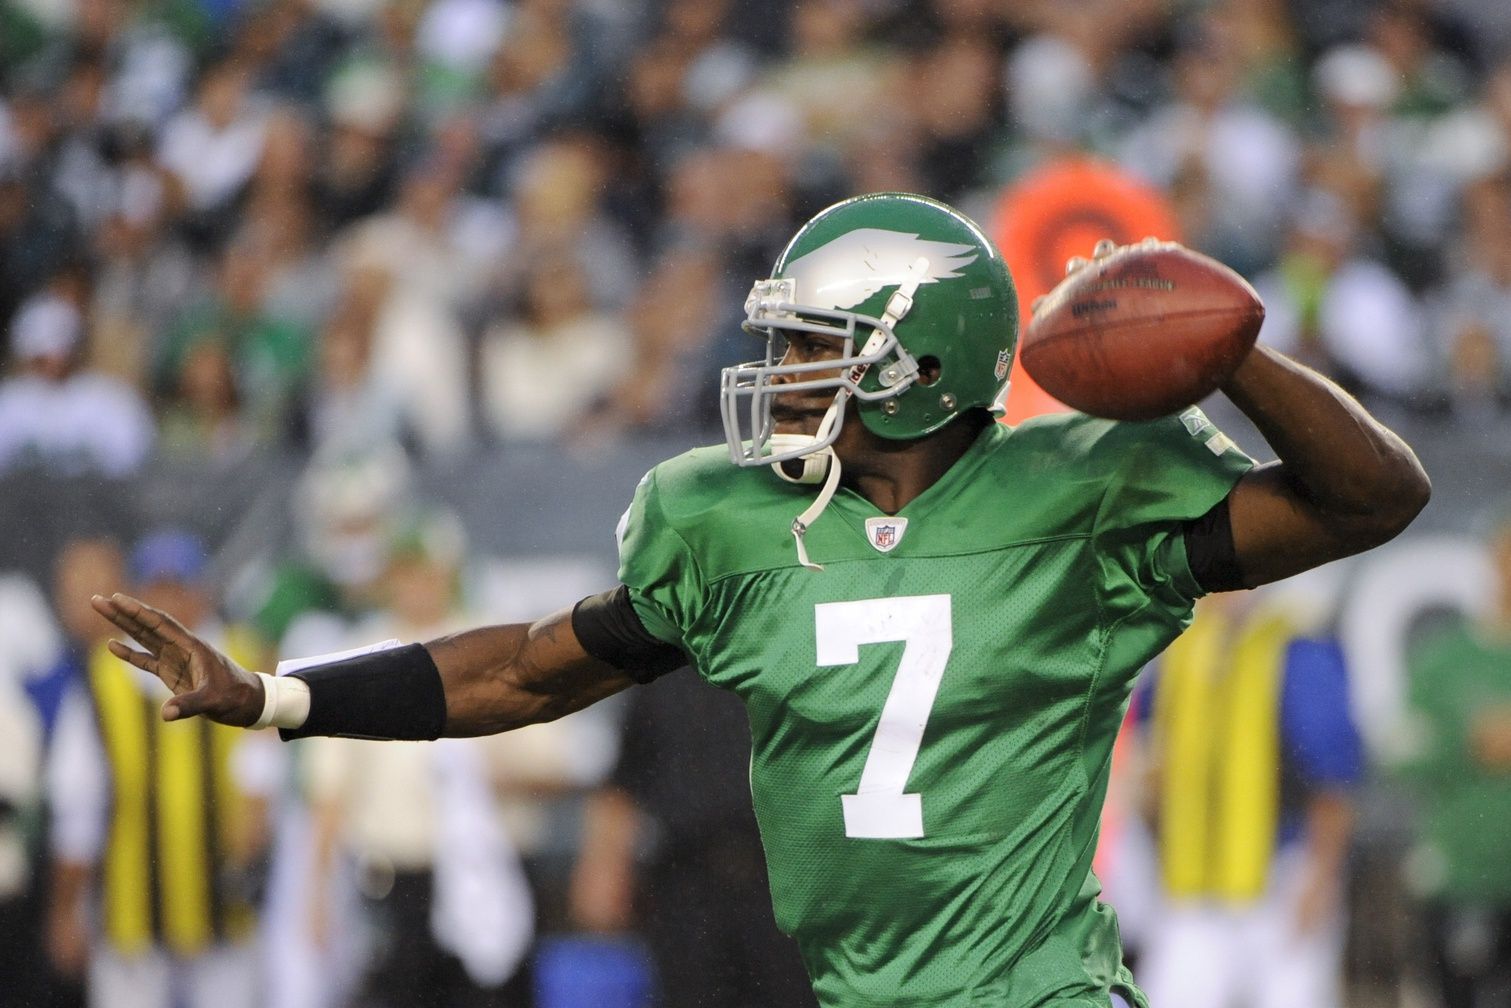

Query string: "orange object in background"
[[991, 157, 1182, 423]]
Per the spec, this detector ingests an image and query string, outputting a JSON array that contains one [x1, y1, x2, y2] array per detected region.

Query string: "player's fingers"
[[92, 594, 154, 643], [1065, 255, 1089, 275], [109, 593, 194, 645], [107, 638, 159, 673], [92, 594, 170, 652], [1031, 295, 1047, 316], [1092, 238, 1117, 259]]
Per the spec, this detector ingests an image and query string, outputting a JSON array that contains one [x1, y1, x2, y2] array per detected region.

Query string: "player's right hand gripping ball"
[[1020, 240, 1264, 421]]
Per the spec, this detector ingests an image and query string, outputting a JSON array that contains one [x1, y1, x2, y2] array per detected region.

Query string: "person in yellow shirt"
[[46, 530, 274, 1008], [1136, 587, 1362, 1008]]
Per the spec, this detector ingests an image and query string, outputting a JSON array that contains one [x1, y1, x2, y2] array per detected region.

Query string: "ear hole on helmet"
[[917, 355, 942, 386]]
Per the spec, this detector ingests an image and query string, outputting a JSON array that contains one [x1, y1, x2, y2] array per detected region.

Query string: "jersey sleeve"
[[615, 467, 707, 650], [1093, 408, 1254, 612]]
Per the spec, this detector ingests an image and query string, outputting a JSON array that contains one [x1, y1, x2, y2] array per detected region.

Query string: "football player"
[[96, 193, 1428, 1008]]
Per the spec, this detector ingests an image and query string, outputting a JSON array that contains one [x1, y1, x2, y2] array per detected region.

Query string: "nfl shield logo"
[[995, 348, 1012, 381], [864, 516, 909, 554]]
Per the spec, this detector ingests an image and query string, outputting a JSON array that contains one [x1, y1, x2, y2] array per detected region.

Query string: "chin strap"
[[789, 400, 845, 571], [792, 451, 842, 571]]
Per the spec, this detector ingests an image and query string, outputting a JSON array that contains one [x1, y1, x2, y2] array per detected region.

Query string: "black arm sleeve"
[[1183, 495, 1246, 594], [279, 643, 448, 742], [571, 585, 687, 684]]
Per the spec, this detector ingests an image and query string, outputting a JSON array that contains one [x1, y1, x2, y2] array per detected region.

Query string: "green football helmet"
[[721, 192, 1019, 471]]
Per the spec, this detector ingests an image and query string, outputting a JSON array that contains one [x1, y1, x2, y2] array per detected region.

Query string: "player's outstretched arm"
[[92, 592, 638, 736], [1219, 344, 1431, 586], [426, 615, 638, 737]]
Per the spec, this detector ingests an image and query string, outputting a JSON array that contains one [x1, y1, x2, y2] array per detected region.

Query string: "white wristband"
[[250, 672, 312, 730]]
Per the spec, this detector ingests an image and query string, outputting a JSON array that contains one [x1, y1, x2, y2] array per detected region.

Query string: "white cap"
[[715, 90, 804, 156], [10, 293, 82, 360], [327, 61, 405, 133], [1314, 44, 1399, 109], [1007, 34, 1094, 142]]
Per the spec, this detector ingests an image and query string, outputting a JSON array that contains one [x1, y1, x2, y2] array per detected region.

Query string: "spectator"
[[335, 156, 500, 456], [1400, 509, 1511, 1008], [7, 538, 125, 1008], [1204, 0, 1310, 128], [28, 537, 128, 748], [1312, 22, 1473, 291], [0, 289, 155, 477], [756, 0, 904, 170], [493, 134, 637, 313], [239, 107, 341, 334], [0, 568, 57, 1008], [1118, 21, 1301, 274], [1426, 172, 1511, 419], [1368, 2, 1472, 120], [598, 37, 707, 224], [156, 340, 253, 464], [1136, 585, 1363, 1008], [658, 0, 757, 121], [45, 529, 274, 1008], [0, 631, 43, 1007], [597, 239, 725, 438], [304, 511, 534, 1008], [252, 442, 415, 656], [313, 60, 406, 234], [157, 239, 315, 445], [302, 276, 412, 458], [999, 32, 1102, 177], [89, 121, 202, 391], [904, 34, 1003, 202], [480, 252, 628, 442], [227, 0, 348, 106], [0, 131, 82, 330], [155, 59, 270, 246], [48, 57, 120, 238], [1254, 186, 1431, 409]]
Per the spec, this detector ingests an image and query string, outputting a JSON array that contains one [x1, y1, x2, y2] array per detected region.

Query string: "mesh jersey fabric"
[[617, 409, 1253, 1008]]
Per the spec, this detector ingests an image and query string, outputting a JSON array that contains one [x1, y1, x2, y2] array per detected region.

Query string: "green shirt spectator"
[[1404, 617, 1511, 903]]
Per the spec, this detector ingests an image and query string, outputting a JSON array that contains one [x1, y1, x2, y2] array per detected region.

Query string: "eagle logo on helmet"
[[784, 229, 979, 311]]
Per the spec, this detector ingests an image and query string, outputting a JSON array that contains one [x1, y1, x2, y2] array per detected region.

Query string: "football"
[[1018, 241, 1265, 421]]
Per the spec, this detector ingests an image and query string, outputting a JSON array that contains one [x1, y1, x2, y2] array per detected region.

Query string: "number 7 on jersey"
[[815, 595, 953, 839]]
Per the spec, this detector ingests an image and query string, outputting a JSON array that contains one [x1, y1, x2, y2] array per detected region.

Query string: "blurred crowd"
[[4, 0, 1511, 1005], [2, 0, 1511, 471]]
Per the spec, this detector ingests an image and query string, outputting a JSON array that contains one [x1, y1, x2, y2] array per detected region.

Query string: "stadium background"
[[2, 0, 1511, 1004]]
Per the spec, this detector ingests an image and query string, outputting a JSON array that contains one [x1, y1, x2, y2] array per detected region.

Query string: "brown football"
[[1019, 241, 1264, 421]]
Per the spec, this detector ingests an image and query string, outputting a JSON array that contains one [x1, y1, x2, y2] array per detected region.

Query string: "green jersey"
[[1403, 618, 1511, 903], [618, 410, 1252, 1007]]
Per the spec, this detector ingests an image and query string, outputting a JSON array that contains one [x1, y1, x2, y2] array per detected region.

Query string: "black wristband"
[[278, 642, 448, 741]]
